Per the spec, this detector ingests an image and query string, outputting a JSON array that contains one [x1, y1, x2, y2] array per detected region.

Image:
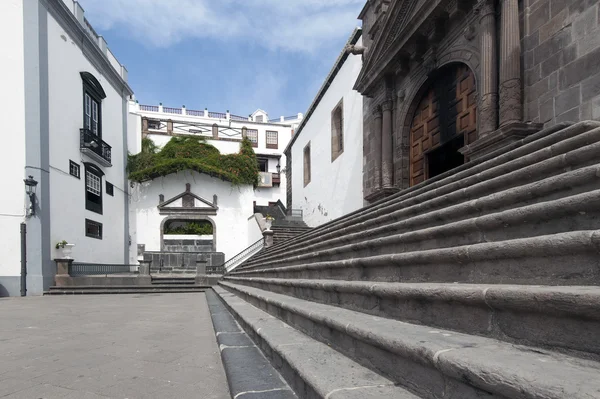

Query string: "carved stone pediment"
[[355, 0, 478, 95], [158, 184, 218, 215]]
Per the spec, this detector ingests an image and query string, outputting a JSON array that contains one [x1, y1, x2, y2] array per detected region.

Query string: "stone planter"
[[58, 243, 75, 259]]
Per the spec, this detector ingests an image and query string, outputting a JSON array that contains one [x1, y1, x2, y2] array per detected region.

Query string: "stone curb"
[[205, 289, 296, 399]]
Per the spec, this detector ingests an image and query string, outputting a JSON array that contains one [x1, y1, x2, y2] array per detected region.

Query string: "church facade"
[[356, 0, 600, 202]]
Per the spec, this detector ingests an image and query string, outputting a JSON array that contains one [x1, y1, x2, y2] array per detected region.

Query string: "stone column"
[[478, 0, 498, 137], [263, 230, 274, 248], [372, 106, 383, 191], [54, 258, 73, 287], [381, 100, 394, 188], [138, 260, 151, 276], [499, 0, 522, 126]]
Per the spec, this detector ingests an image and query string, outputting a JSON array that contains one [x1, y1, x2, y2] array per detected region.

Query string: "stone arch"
[[159, 215, 217, 251], [394, 47, 480, 189], [400, 59, 478, 186]]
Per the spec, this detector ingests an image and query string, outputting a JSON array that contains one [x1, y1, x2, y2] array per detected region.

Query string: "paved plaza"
[[0, 293, 230, 398]]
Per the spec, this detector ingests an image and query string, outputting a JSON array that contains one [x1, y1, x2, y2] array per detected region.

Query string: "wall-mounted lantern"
[[23, 175, 38, 216], [276, 162, 281, 174]]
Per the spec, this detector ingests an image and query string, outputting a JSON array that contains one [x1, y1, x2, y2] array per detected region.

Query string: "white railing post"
[[182, 105, 187, 116], [204, 108, 209, 118], [226, 110, 231, 120], [280, 116, 284, 122], [158, 103, 163, 113]]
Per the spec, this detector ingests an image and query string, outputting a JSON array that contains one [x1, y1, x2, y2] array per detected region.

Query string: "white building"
[[285, 29, 364, 228], [127, 103, 301, 263], [0, 0, 132, 296]]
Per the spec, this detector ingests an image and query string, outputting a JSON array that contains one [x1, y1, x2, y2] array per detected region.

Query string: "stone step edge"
[[241, 174, 600, 271], [224, 277, 600, 321], [232, 229, 600, 277], [220, 281, 600, 399], [212, 286, 421, 399], [251, 122, 600, 262]]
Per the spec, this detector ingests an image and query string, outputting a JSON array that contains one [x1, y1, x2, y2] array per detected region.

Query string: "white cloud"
[[78, 0, 363, 53]]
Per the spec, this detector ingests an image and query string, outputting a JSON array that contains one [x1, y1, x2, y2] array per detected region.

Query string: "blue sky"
[[79, 0, 364, 119]]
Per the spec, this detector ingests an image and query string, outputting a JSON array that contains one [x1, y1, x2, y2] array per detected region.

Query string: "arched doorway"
[[409, 63, 477, 186], [161, 218, 216, 252]]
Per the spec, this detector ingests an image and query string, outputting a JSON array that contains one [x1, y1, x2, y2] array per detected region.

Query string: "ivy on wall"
[[128, 136, 259, 186]]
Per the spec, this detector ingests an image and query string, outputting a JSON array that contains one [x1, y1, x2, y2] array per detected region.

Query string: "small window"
[[257, 158, 268, 172], [148, 119, 161, 130], [85, 164, 103, 214], [106, 182, 114, 196], [247, 129, 258, 147], [81, 72, 105, 139], [69, 160, 80, 179], [303, 142, 311, 187], [266, 131, 278, 149], [331, 99, 344, 161], [85, 219, 102, 239], [255, 115, 264, 123]]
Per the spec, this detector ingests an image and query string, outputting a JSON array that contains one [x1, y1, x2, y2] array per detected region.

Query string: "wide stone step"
[[241, 187, 600, 271], [218, 282, 600, 399], [233, 230, 600, 286], [246, 122, 600, 266], [224, 276, 600, 360], [213, 286, 422, 399]]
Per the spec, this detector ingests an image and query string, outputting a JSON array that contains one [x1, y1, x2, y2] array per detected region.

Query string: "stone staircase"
[[211, 121, 600, 398], [271, 221, 312, 245]]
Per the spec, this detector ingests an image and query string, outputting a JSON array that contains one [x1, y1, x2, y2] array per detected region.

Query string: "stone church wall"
[[522, 0, 600, 126]]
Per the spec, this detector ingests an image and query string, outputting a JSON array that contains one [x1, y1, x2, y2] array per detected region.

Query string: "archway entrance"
[[409, 63, 477, 186]]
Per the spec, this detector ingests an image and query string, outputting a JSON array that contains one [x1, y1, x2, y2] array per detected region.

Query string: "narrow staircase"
[[210, 121, 600, 398], [271, 220, 312, 245]]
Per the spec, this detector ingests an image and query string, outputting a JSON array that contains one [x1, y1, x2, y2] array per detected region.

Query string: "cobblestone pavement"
[[0, 293, 230, 399]]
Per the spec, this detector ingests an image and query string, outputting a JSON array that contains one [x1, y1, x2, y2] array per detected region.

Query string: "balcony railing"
[[230, 114, 248, 121], [208, 111, 226, 119], [140, 104, 159, 112], [80, 128, 112, 166], [163, 106, 182, 114], [186, 109, 204, 116]]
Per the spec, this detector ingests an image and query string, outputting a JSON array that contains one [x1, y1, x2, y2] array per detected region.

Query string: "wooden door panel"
[[410, 64, 477, 186]]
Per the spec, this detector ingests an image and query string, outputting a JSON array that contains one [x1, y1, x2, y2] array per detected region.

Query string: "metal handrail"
[[80, 128, 112, 164], [217, 238, 264, 274]]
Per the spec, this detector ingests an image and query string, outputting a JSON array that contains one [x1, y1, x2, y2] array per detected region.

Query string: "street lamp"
[[276, 162, 281, 174], [23, 175, 38, 216]]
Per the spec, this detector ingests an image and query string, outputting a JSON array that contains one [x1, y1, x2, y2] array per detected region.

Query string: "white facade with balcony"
[[0, 0, 132, 296], [127, 102, 301, 263]]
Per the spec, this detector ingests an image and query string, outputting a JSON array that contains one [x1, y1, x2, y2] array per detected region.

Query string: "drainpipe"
[[20, 223, 27, 296]]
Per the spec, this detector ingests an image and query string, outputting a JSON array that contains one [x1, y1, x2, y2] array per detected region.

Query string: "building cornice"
[[43, 0, 134, 96], [284, 28, 362, 156]]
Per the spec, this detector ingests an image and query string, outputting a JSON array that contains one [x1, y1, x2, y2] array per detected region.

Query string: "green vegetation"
[[164, 220, 213, 235], [128, 136, 259, 186]]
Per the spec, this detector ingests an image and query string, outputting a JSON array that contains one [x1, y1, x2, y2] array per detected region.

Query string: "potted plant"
[[55, 240, 75, 259], [265, 215, 275, 230]]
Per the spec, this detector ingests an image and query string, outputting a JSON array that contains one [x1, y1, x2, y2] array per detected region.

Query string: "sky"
[[79, 0, 364, 119]]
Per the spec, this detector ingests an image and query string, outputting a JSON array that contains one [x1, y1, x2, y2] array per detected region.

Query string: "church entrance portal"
[[409, 63, 477, 186]]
